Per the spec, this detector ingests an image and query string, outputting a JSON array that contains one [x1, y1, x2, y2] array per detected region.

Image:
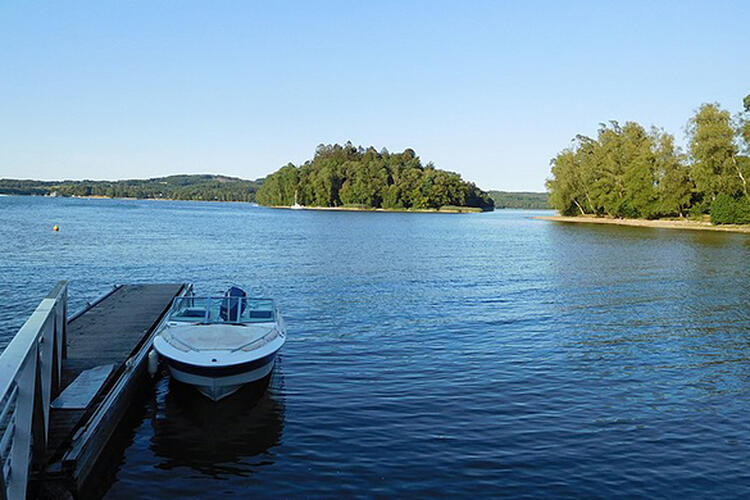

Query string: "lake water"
[[2, 196, 750, 497]]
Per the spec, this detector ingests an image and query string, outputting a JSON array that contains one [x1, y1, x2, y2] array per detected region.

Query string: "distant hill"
[[0, 175, 262, 202], [488, 191, 550, 209]]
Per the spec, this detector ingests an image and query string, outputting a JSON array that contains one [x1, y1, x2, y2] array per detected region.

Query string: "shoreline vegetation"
[[256, 143, 495, 212], [0, 175, 261, 202], [536, 215, 750, 234], [487, 191, 549, 209], [546, 94, 750, 225], [0, 191, 485, 211], [1, 144, 505, 214], [0, 189, 549, 213], [270, 204, 484, 213]]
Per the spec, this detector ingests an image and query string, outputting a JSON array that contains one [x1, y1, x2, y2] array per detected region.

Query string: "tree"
[[547, 122, 686, 218], [621, 122, 657, 218], [688, 103, 743, 205], [653, 130, 691, 217], [547, 150, 583, 215], [737, 94, 750, 176], [741, 94, 750, 151]]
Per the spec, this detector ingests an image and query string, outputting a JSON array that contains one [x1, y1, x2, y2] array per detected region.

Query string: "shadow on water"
[[65, 375, 157, 500], [60, 367, 285, 499], [149, 369, 286, 477]]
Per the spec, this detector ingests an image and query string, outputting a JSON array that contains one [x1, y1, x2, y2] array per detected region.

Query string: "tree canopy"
[[255, 143, 494, 211], [488, 191, 549, 209], [547, 95, 750, 223]]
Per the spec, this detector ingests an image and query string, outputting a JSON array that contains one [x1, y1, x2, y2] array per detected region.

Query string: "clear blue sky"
[[1, 1, 748, 191]]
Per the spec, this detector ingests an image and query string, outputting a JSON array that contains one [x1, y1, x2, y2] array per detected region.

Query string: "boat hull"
[[164, 352, 278, 401]]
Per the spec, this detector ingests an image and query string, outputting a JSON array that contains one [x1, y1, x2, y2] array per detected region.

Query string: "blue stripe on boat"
[[165, 351, 277, 377]]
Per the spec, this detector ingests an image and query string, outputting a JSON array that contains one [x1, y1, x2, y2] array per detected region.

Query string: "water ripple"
[[2, 198, 750, 497]]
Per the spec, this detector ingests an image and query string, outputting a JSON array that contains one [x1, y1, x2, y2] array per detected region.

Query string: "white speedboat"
[[153, 287, 286, 401]]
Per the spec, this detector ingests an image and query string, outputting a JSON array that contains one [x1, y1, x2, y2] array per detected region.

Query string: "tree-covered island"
[[255, 143, 494, 212], [547, 94, 750, 225]]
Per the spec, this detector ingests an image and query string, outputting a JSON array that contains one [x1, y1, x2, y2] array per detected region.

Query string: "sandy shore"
[[534, 215, 750, 234]]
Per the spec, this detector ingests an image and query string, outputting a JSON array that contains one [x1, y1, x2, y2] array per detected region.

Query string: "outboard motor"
[[220, 286, 247, 322]]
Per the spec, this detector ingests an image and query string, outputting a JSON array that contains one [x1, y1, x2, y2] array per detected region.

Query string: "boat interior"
[[168, 294, 276, 325]]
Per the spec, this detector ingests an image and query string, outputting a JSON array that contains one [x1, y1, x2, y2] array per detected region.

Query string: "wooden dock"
[[0, 282, 190, 499]]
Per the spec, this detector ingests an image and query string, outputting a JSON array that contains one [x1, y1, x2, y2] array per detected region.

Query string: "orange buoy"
[[53, 225, 59, 232]]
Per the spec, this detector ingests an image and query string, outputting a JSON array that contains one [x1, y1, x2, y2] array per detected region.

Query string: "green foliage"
[[710, 194, 736, 224], [546, 149, 590, 216], [487, 191, 549, 209], [654, 131, 691, 217], [739, 94, 750, 157], [438, 205, 483, 213], [710, 194, 750, 224], [688, 203, 707, 221], [547, 122, 678, 218], [0, 179, 58, 195], [547, 95, 750, 223], [256, 143, 494, 211], [688, 103, 743, 201], [0, 175, 261, 201]]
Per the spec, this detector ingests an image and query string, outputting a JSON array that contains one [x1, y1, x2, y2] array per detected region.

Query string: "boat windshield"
[[167, 296, 276, 324]]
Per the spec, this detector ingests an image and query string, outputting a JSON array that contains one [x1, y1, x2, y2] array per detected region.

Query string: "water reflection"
[[150, 369, 285, 477]]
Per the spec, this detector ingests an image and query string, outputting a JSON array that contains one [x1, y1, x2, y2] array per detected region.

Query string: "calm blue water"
[[3, 196, 750, 497]]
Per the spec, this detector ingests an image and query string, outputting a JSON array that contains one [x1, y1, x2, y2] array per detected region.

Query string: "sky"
[[1, 1, 748, 191]]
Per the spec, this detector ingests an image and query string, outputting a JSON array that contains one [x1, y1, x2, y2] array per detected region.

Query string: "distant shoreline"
[[535, 215, 750, 234], [0, 193, 253, 204], [0, 194, 488, 212], [269, 205, 486, 214], [67, 195, 253, 204]]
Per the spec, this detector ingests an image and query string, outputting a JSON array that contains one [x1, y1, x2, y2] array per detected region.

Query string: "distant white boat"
[[291, 190, 303, 210], [153, 286, 286, 401]]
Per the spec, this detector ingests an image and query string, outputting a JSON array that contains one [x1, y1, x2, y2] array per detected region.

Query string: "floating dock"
[[0, 282, 190, 499]]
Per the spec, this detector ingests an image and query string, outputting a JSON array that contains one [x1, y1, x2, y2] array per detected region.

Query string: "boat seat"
[[181, 308, 206, 318], [249, 310, 273, 320]]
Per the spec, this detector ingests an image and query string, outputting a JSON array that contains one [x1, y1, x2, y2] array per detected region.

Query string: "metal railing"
[[0, 281, 67, 500]]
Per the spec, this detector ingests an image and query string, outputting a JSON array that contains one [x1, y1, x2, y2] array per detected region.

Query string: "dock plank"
[[66, 284, 183, 367], [42, 284, 184, 467]]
